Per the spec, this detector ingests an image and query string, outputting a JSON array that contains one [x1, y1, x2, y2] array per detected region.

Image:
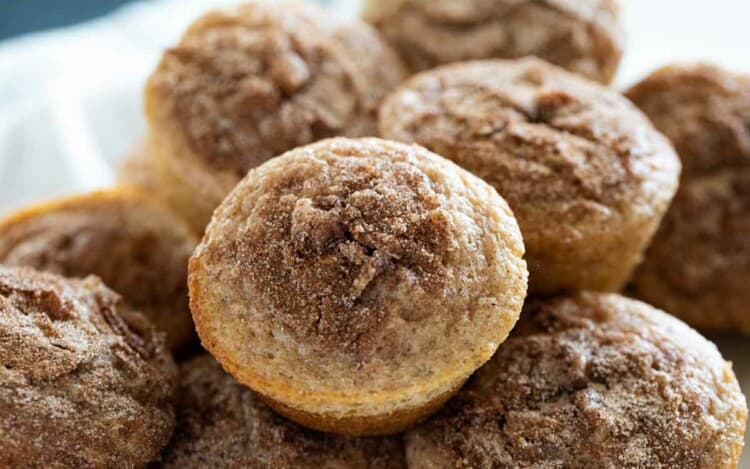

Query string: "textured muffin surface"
[[189, 138, 527, 434], [162, 355, 407, 468], [626, 64, 750, 177], [145, 0, 406, 231], [380, 58, 680, 294], [406, 293, 748, 469], [0, 267, 177, 468], [363, 0, 624, 83], [0, 189, 198, 351], [627, 65, 750, 334]]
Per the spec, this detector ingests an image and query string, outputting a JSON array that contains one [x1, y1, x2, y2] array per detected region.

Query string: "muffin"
[[145, 0, 408, 232], [161, 355, 407, 468], [406, 293, 748, 468], [363, 0, 624, 83], [0, 188, 199, 352], [0, 266, 177, 468], [625, 64, 750, 177], [627, 64, 750, 334], [189, 138, 528, 435], [379, 58, 681, 295]]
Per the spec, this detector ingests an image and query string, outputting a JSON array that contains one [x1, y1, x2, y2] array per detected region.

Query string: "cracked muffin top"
[[626, 64, 750, 177], [0, 189, 198, 352], [189, 138, 527, 432], [406, 293, 748, 469], [363, 0, 624, 83], [161, 355, 407, 468], [146, 0, 407, 182], [0, 266, 177, 468]]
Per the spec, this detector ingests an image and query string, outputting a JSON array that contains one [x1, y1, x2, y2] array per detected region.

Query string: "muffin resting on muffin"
[[145, 0, 407, 232], [0, 188, 198, 352], [363, 0, 624, 83], [189, 138, 528, 435], [161, 355, 407, 468], [406, 293, 748, 469], [380, 58, 681, 295], [0, 267, 177, 468], [627, 64, 750, 334]]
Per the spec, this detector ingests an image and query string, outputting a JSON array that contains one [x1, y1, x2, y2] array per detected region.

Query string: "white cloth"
[[0, 1, 748, 464]]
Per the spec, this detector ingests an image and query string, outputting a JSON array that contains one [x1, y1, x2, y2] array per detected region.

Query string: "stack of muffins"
[[1, 1, 748, 467]]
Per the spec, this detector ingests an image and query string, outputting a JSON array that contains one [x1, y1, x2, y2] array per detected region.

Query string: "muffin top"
[[190, 138, 527, 419], [0, 189, 198, 351], [379, 58, 680, 252], [363, 0, 624, 83], [626, 64, 750, 177], [0, 266, 177, 468], [146, 0, 406, 180], [406, 293, 748, 468], [162, 355, 407, 468]]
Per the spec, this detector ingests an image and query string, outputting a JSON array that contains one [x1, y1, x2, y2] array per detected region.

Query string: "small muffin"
[[363, 0, 624, 83], [189, 138, 528, 435], [161, 355, 407, 468], [627, 65, 750, 334], [0, 188, 199, 352], [145, 0, 408, 232], [625, 64, 750, 177], [406, 293, 748, 468], [380, 58, 681, 295], [0, 266, 177, 468], [117, 140, 160, 193]]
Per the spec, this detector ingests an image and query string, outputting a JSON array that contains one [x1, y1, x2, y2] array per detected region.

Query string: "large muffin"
[[627, 64, 750, 334], [189, 138, 528, 435], [0, 188, 198, 352], [363, 0, 624, 83], [406, 293, 748, 468], [145, 0, 407, 232], [380, 58, 681, 295], [161, 355, 406, 468], [0, 266, 177, 468]]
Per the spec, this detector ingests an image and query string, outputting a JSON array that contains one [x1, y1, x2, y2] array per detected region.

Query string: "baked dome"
[[0, 266, 177, 467], [189, 138, 528, 435], [379, 58, 681, 294], [406, 293, 748, 468]]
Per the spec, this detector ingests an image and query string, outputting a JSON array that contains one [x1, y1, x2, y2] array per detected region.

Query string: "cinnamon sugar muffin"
[[363, 0, 624, 83], [626, 64, 750, 177], [626, 65, 750, 334], [189, 138, 528, 435], [406, 293, 748, 468], [145, 0, 407, 232], [379, 58, 681, 295], [0, 267, 177, 468], [161, 355, 407, 468], [0, 188, 198, 352]]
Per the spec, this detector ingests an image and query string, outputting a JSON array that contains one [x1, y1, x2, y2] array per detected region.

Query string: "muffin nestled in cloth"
[[380, 58, 681, 295], [161, 355, 407, 468], [363, 0, 624, 83], [406, 293, 748, 468], [145, 0, 407, 232], [0, 267, 177, 468], [627, 64, 750, 334], [188, 138, 528, 435]]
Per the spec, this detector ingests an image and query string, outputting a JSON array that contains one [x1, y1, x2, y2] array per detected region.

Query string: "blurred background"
[[0, 1, 749, 465]]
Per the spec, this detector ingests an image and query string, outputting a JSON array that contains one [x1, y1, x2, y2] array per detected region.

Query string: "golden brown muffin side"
[[0, 188, 199, 352], [625, 64, 750, 177], [379, 58, 681, 294], [363, 0, 624, 83], [406, 293, 748, 468], [0, 267, 177, 468], [189, 137, 528, 435], [161, 355, 407, 468]]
